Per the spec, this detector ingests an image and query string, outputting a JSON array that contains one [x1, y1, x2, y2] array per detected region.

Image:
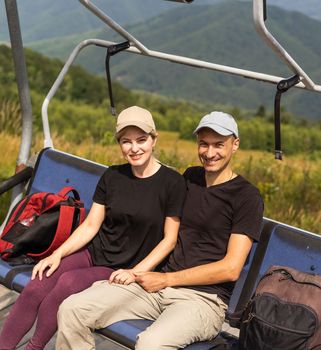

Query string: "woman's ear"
[[152, 133, 158, 148]]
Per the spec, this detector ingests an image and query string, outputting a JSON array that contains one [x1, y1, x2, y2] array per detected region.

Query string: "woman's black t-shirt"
[[87, 163, 186, 269], [162, 166, 264, 305]]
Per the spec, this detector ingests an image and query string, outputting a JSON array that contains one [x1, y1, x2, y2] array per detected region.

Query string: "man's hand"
[[134, 271, 169, 292]]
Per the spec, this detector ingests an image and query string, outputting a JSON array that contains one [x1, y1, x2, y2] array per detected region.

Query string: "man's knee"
[[136, 330, 167, 350], [58, 295, 82, 326], [58, 291, 105, 331], [56, 296, 96, 349]]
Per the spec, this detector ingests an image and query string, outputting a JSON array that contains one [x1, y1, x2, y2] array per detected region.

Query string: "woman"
[[0, 106, 186, 350]]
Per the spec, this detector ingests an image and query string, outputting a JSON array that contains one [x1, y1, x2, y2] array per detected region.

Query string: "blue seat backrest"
[[227, 217, 276, 317], [256, 223, 321, 281], [28, 148, 108, 213], [227, 241, 257, 315]]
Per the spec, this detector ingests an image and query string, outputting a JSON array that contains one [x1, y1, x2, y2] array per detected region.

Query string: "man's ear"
[[232, 138, 240, 153]]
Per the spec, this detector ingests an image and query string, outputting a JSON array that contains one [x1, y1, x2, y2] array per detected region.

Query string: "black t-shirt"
[[87, 163, 186, 269], [163, 166, 264, 305]]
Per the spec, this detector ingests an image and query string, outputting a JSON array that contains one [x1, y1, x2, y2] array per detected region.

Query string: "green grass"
[[1, 130, 320, 234]]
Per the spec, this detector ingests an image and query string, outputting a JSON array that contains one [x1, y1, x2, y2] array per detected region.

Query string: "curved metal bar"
[[78, 0, 149, 54], [42, 39, 104, 148], [121, 43, 319, 90], [253, 0, 315, 90], [42, 37, 321, 148], [0, 167, 33, 196]]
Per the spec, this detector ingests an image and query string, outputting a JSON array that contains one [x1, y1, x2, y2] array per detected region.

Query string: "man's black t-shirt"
[[87, 163, 186, 269], [162, 166, 264, 305]]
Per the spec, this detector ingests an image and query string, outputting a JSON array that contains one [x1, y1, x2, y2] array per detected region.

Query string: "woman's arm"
[[32, 202, 105, 280], [134, 216, 180, 271], [109, 216, 180, 284]]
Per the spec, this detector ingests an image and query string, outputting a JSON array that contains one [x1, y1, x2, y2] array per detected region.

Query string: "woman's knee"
[[22, 278, 47, 301], [55, 271, 81, 294]]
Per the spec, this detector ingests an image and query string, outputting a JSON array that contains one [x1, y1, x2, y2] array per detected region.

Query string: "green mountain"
[[268, 0, 321, 21], [0, 0, 184, 42], [28, 2, 321, 120]]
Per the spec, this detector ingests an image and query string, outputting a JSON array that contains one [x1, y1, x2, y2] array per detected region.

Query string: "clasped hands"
[[110, 269, 169, 292]]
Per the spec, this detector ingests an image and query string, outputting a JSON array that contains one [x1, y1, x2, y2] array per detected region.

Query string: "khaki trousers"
[[56, 281, 227, 350]]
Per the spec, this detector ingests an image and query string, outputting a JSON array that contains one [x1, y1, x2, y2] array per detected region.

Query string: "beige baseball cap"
[[116, 106, 156, 134]]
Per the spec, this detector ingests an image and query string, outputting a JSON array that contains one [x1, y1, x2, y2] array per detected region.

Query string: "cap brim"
[[193, 124, 235, 136]]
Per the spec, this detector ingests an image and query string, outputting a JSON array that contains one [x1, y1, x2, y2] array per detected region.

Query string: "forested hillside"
[[1, 44, 321, 156], [23, 2, 321, 120]]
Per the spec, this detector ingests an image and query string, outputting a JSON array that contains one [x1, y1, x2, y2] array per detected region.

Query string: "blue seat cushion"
[[97, 319, 239, 349], [0, 260, 33, 290]]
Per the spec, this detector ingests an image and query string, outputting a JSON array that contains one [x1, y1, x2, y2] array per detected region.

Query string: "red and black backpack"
[[0, 187, 85, 264]]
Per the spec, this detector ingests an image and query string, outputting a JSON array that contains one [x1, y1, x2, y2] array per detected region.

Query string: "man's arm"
[[135, 233, 253, 293]]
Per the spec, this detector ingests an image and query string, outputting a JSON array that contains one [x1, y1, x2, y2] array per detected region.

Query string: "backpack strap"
[[57, 186, 85, 224], [57, 186, 80, 200], [29, 205, 75, 258], [50, 205, 75, 251], [79, 207, 86, 224]]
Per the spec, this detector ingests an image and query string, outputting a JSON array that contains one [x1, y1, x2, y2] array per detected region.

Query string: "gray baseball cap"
[[193, 111, 239, 138]]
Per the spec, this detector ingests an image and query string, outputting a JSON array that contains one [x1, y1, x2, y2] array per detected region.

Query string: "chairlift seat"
[[0, 147, 268, 349], [1, 148, 320, 349]]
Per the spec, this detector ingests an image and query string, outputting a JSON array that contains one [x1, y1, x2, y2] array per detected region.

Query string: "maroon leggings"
[[0, 249, 113, 350]]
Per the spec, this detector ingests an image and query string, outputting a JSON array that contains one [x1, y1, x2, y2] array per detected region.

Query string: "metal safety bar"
[[41, 0, 321, 147], [78, 0, 321, 93]]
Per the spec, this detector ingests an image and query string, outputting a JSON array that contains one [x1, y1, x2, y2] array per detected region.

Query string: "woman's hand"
[[31, 252, 62, 281], [109, 269, 136, 285]]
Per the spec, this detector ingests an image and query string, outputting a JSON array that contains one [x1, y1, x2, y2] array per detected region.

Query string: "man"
[[56, 111, 264, 350]]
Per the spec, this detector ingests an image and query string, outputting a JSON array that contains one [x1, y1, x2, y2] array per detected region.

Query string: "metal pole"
[[5, 0, 33, 168], [2, 0, 34, 232]]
